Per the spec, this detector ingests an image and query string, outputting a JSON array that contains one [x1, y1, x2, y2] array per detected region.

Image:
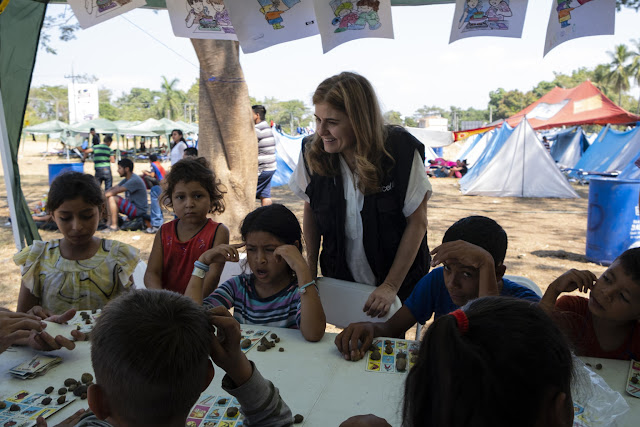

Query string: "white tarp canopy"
[[461, 119, 579, 198], [404, 126, 453, 148]]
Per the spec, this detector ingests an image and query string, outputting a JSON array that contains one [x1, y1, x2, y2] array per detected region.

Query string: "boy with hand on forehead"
[[335, 216, 541, 361], [37, 290, 292, 427], [540, 248, 640, 360]]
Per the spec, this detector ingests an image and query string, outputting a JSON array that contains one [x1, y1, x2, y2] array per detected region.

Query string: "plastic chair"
[[315, 277, 402, 329], [503, 274, 543, 298], [132, 261, 147, 290]]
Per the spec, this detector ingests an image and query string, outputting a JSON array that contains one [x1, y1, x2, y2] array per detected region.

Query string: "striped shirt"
[[92, 144, 113, 169], [255, 121, 277, 173], [203, 273, 301, 328]]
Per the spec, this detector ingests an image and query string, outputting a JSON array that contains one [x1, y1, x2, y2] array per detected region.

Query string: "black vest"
[[303, 126, 430, 301]]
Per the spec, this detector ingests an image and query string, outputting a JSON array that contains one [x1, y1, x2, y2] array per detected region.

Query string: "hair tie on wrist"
[[451, 309, 469, 335]]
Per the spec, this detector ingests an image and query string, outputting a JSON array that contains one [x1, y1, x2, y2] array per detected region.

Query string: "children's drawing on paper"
[[458, 0, 513, 32], [257, 0, 301, 30], [555, 0, 594, 30], [330, 0, 381, 33], [186, 0, 220, 31], [86, 0, 131, 16], [210, 0, 235, 33], [69, 0, 145, 29]]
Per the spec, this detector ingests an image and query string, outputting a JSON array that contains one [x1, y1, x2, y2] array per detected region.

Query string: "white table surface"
[[0, 329, 405, 426], [2, 334, 637, 427]]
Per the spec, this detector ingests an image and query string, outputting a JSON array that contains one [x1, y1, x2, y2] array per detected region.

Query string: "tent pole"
[[0, 87, 25, 250]]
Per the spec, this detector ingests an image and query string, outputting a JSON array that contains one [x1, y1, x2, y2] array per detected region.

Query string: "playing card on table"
[[9, 355, 62, 380]]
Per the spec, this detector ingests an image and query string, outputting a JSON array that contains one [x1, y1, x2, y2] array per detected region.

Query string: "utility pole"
[[489, 105, 493, 123]]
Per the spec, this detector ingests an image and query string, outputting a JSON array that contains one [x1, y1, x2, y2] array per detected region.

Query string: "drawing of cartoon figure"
[[556, 0, 574, 28], [256, 0, 300, 30], [85, 0, 94, 15], [209, 0, 235, 33], [485, 0, 511, 21], [186, 0, 220, 30], [458, 0, 483, 29], [350, 0, 381, 30], [96, 0, 117, 13], [332, 1, 359, 33]]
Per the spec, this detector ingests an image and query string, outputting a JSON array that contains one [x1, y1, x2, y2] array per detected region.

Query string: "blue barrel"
[[586, 178, 640, 265], [48, 163, 84, 186]]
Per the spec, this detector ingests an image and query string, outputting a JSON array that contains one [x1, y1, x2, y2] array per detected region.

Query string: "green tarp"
[[24, 119, 68, 134]]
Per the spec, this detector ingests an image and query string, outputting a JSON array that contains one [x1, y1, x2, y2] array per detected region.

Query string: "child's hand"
[[430, 240, 495, 270], [550, 269, 596, 294], [26, 306, 52, 320], [208, 307, 253, 386], [335, 322, 376, 361], [30, 309, 82, 352], [200, 243, 245, 266], [0, 311, 44, 353], [273, 245, 307, 272]]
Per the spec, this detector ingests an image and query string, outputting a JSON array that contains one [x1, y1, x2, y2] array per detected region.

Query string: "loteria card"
[[365, 338, 419, 374], [239, 327, 270, 353], [626, 359, 640, 398], [0, 390, 76, 427], [186, 394, 244, 426], [9, 355, 62, 380]]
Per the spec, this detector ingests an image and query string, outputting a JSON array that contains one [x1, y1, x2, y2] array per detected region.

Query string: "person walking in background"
[[252, 105, 277, 206], [541, 136, 551, 153], [83, 135, 115, 191], [89, 127, 100, 146]]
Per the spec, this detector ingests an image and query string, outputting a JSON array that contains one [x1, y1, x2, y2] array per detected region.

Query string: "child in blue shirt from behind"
[[335, 215, 541, 361]]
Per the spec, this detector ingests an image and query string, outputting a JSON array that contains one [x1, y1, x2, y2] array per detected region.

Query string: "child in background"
[[185, 204, 326, 342], [15, 172, 139, 315], [145, 157, 229, 296], [341, 297, 574, 427], [540, 248, 640, 360], [184, 147, 199, 158], [335, 216, 541, 361], [35, 290, 293, 427]]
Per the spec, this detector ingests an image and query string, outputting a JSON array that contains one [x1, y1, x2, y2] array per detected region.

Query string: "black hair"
[[442, 216, 508, 267], [104, 135, 112, 144], [46, 172, 105, 214], [161, 157, 225, 215], [91, 290, 213, 425], [616, 247, 640, 285], [118, 158, 134, 172], [172, 129, 186, 143], [184, 147, 199, 157], [252, 105, 267, 121], [149, 154, 158, 162], [240, 204, 302, 252], [403, 296, 573, 427], [90, 128, 95, 132]]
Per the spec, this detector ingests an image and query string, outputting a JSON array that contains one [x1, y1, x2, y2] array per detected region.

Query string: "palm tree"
[[606, 44, 632, 105], [629, 39, 640, 114], [157, 76, 186, 120]]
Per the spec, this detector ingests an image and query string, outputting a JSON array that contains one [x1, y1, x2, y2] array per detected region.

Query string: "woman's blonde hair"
[[305, 72, 393, 194]]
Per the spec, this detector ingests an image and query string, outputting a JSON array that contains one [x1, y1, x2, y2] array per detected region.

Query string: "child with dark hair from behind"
[[341, 297, 574, 427], [185, 204, 326, 342], [35, 289, 293, 427], [336, 216, 541, 361], [540, 247, 640, 360]]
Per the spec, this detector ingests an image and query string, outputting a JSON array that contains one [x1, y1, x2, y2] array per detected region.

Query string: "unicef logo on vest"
[[381, 181, 395, 192]]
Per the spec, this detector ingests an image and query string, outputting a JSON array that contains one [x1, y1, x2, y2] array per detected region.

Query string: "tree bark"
[[191, 39, 257, 241]]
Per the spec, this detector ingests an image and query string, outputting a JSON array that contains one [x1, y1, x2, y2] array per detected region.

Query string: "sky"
[[32, 3, 640, 119]]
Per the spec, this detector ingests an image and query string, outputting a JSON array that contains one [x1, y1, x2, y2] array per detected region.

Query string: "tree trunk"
[[191, 39, 257, 241]]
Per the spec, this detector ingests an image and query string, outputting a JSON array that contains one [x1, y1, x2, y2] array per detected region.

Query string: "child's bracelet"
[[299, 280, 317, 295], [194, 260, 210, 272]]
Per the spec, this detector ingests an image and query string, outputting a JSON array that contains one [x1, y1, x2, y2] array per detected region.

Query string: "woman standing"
[[289, 72, 432, 318], [169, 129, 188, 165]]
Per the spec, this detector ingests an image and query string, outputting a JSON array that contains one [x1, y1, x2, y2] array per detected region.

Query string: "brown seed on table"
[[74, 385, 88, 397], [397, 352, 407, 359], [369, 344, 377, 352], [585, 363, 592, 367], [81, 373, 93, 384], [257, 345, 266, 352], [45, 386, 54, 394], [384, 345, 393, 355], [64, 378, 77, 387], [270, 333, 278, 339], [10, 403, 20, 411], [0, 401, 5, 409], [396, 358, 407, 372], [85, 319, 91, 325], [217, 398, 227, 405], [370, 350, 381, 361], [384, 340, 392, 346], [269, 341, 276, 348], [58, 388, 67, 395], [410, 355, 417, 364], [240, 339, 252, 349], [57, 395, 66, 404], [69, 384, 77, 392], [226, 407, 239, 417], [279, 347, 284, 352], [293, 414, 304, 424], [81, 393, 87, 400], [91, 309, 97, 314], [595, 363, 603, 370], [275, 337, 280, 343], [41, 397, 52, 405]]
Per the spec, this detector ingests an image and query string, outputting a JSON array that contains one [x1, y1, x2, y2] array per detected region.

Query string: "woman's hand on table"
[[0, 311, 45, 354], [340, 414, 391, 427], [36, 408, 87, 427], [208, 306, 253, 387], [335, 322, 375, 361], [363, 282, 397, 318]]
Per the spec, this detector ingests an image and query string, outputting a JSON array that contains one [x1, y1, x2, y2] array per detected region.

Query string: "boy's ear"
[[87, 384, 111, 420], [495, 264, 506, 281]]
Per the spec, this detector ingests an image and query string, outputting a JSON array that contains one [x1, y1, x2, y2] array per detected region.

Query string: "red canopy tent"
[[505, 81, 640, 130]]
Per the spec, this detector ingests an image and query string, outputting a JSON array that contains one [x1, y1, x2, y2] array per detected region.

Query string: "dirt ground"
[[0, 139, 603, 330]]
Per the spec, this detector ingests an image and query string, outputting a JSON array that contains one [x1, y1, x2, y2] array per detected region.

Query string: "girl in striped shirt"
[[185, 204, 326, 342]]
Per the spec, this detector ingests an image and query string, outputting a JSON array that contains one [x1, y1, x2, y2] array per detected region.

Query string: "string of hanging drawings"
[[66, 0, 617, 55]]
